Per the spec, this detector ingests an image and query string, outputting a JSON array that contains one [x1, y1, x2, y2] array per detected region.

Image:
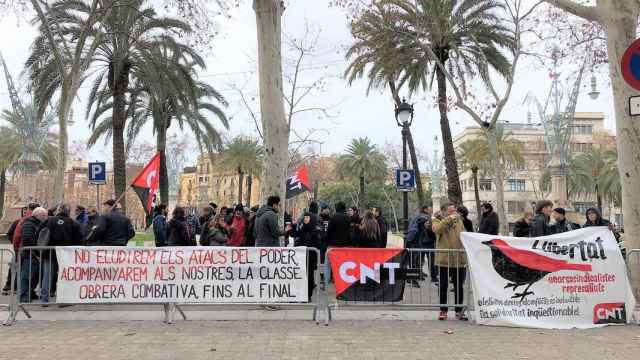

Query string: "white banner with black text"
[[462, 227, 635, 329], [55, 247, 308, 303]]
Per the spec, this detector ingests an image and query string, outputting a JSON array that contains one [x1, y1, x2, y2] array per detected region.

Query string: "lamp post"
[[395, 98, 414, 232]]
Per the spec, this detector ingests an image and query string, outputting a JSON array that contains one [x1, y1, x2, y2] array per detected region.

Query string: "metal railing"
[[0, 248, 15, 310], [323, 248, 471, 325], [4, 246, 326, 326]]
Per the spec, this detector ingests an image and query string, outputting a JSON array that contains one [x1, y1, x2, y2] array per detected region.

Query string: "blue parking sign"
[[396, 169, 416, 192], [88, 162, 106, 184]]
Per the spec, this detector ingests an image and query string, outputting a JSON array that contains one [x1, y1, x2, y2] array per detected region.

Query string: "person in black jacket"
[[356, 211, 381, 248], [513, 211, 533, 237], [90, 200, 135, 246], [478, 203, 499, 235], [198, 206, 214, 246], [529, 200, 554, 237], [289, 212, 321, 299], [84, 206, 99, 243], [457, 206, 474, 232], [551, 208, 580, 234], [372, 206, 388, 248], [167, 207, 193, 246], [583, 207, 620, 241], [40, 205, 83, 303], [326, 202, 351, 247], [244, 206, 259, 247], [347, 206, 361, 246], [152, 205, 168, 247], [19, 207, 48, 302]]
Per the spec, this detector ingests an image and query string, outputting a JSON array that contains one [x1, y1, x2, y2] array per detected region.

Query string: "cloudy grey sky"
[[0, 1, 616, 169]]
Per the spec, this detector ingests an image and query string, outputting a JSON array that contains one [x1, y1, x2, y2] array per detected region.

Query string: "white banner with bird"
[[462, 227, 635, 329]]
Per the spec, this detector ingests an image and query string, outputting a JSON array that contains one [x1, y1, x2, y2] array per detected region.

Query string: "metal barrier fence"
[[0, 248, 15, 310], [4, 246, 325, 326], [323, 248, 470, 325]]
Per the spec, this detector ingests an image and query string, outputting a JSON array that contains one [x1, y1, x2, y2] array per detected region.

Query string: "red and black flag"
[[286, 164, 311, 199], [131, 153, 160, 216], [328, 248, 417, 302]]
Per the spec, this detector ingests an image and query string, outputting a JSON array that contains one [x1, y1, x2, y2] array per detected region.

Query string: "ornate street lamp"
[[395, 98, 414, 231]]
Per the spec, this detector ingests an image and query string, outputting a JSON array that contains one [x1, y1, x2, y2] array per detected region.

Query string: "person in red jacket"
[[227, 205, 248, 247]]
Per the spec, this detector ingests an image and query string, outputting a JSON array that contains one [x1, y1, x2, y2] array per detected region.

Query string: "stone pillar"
[[548, 156, 570, 209]]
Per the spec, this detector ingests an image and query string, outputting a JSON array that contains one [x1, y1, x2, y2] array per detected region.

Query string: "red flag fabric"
[[131, 153, 160, 216], [286, 164, 311, 199]]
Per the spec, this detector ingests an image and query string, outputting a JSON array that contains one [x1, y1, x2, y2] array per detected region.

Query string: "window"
[[570, 124, 593, 135], [479, 179, 492, 191], [507, 179, 525, 192], [574, 202, 596, 214], [570, 143, 592, 153], [506, 201, 527, 214]]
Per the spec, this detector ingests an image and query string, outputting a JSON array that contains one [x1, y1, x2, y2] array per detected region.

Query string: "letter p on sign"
[[395, 169, 415, 192], [88, 162, 106, 185]]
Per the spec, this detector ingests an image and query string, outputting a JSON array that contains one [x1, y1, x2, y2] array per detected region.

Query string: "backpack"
[[37, 226, 51, 247]]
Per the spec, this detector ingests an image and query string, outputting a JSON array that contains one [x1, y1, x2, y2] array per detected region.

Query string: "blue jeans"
[[40, 254, 58, 303], [19, 253, 39, 303]]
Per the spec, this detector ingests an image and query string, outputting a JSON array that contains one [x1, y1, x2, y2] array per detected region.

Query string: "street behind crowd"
[[0, 320, 638, 360]]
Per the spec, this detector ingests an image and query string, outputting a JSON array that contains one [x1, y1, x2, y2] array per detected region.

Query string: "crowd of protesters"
[[2, 200, 135, 303]]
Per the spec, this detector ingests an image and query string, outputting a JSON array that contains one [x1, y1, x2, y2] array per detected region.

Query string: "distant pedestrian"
[[152, 204, 168, 247], [185, 210, 201, 245], [289, 212, 321, 299], [529, 200, 554, 237], [326, 202, 351, 247], [89, 200, 135, 246], [255, 196, 290, 247], [372, 207, 388, 248], [478, 203, 499, 235], [551, 208, 579, 234], [513, 211, 533, 237], [356, 210, 381, 248], [167, 207, 193, 246], [347, 206, 361, 244]]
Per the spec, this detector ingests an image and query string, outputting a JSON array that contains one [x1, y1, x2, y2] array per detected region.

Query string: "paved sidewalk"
[[0, 319, 638, 360]]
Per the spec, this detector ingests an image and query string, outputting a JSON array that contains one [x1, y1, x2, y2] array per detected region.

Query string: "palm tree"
[[457, 139, 488, 218], [345, 2, 428, 206], [222, 136, 264, 206], [91, 44, 228, 204], [380, 0, 513, 204], [572, 147, 621, 211], [338, 137, 387, 208], [80, 0, 191, 212]]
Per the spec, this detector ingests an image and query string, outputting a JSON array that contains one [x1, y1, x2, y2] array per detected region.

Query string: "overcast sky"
[[0, 1, 616, 169]]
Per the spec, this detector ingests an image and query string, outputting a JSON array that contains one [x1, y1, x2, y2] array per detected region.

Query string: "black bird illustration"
[[482, 239, 592, 302]]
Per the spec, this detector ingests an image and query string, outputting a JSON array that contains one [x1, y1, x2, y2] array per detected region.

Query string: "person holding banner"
[[432, 202, 467, 321]]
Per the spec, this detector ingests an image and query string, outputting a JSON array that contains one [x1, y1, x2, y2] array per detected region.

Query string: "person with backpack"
[[39, 205, 83, 303], [152, 205, 168, 247]]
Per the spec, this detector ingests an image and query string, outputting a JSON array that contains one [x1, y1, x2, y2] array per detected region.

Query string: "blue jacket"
[[152, 214, 167, 247]]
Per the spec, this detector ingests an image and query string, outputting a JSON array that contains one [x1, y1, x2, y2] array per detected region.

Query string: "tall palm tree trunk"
[[246, 176, 253, 208], [157, 123, 169, 205], [110, 62, 130, 213], [487, 129, 507, 234], [472, 167, 481, 220], [0, 167, 6, 219], [435, 60, 462, 204], [237, 168, 244, 205], [406, 128, 425, 206], [359, 175, 365, 208]]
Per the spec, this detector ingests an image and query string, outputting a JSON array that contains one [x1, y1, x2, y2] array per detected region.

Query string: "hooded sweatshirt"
[[255, 205, 283, 247]]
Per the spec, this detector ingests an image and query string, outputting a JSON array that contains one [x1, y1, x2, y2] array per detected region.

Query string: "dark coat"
[[90, 210, 135, 246], [583, 207, 611, 227], [326, 211, 351, 247], [553, 219, 580, 234], [44, 215, 84, 246], [290, 219, 323, 249], [6, 219, 18, 243], [205, 227, 228, 246], [355, 228, 381, 248], [152, 214, 168, 247], [377, 216, 388, 248], [529, 213, 553, 237], [167, 217, 193, 246], [255, 205, 283, 247], [478, 212, 499, 235], [20, 216, 43, 248], [513, 219, 530, 237], [462, 217, 474, 233], [245, 216, 257, 247]]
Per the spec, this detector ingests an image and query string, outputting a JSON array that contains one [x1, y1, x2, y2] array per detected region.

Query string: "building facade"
[[451, 112, 621, 232]]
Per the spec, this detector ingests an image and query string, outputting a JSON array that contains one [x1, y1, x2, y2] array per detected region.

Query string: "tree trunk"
[[254, 0, 289, 209], [0, 167, 6, 219], [435, 61, 462, 204], [238, 168, 244, 205], [53, 88, 71, 205], [487, 128, 507, 235], [110, 62, 130, 213], [157, 124, 169, 205], [246, 175, 253, 208], [472, 167, 481, 220], [359, 175, 365, 208], [406, 128, 425, 206]]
